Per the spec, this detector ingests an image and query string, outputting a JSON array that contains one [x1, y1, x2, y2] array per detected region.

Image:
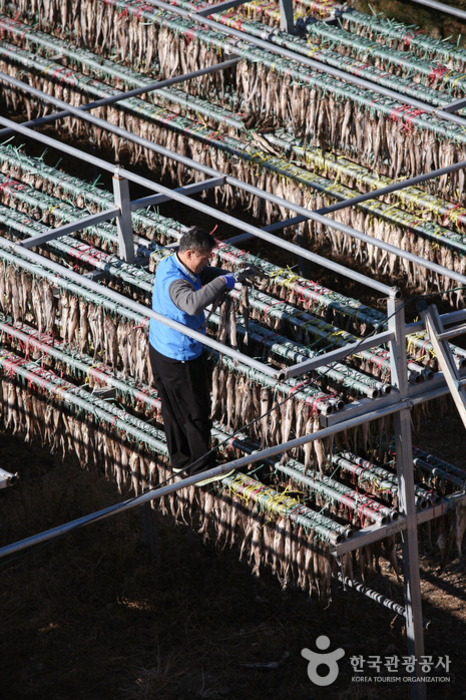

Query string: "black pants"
[[149, 345, 215, 474]]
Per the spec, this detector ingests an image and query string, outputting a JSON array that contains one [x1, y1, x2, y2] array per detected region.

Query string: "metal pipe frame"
[[314, 158, 466, 217], [283, 329, 394, 379], [440, 96, 466, 114], [19, 178, 225, 250], [335, 574, 431, 630], [0, 111, 393, 296], [4, 75, 466, 292], [0, 13, 462, 693], [0, 58, 241, 138], [0, 391, 463, 558], [141, 0, 466, 130], [408, 0, 466, 21]]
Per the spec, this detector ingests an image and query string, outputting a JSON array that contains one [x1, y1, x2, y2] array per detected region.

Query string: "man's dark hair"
[[178, 226, 216, 253]]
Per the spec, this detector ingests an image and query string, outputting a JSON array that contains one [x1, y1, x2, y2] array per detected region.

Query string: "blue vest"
[[149, 253, 206, 360]]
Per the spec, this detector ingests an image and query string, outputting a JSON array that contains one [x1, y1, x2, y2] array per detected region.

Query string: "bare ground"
[[1, 408, 466, 700]]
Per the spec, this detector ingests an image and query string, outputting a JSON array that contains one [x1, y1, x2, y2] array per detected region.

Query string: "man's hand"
[[236, 265, 267, 284], [221, 274, 236, 289]]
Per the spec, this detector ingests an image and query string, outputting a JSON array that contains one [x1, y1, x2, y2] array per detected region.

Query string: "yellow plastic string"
[[85, 362, 104, 383], [54, 385, 68, 401]]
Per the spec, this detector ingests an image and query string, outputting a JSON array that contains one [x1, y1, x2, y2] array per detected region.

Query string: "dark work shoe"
[[171, 466, 187, 475]]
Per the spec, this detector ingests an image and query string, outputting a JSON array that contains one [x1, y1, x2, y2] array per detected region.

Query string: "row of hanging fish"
[[0, 10, 462, 249], [4, 139, 466, 381], [0, 345, 349, 602], [0, 292, 464, 589], [0, 259, 151, 380], [2, 3, 466, 203], [2, 16, 466, 308], [0, 294, 461, 567], [2, 148, 464, 417]]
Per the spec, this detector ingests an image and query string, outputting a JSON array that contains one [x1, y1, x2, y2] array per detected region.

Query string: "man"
[[149, 226, 236, 481]]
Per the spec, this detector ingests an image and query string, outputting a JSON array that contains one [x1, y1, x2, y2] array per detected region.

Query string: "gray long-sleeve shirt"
[[169, 255, 229, 315]]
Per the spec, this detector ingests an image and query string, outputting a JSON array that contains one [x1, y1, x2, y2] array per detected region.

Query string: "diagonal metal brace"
[[418, 300, 466, 429]]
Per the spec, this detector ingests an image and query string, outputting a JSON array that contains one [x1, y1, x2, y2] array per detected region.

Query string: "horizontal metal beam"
[[407, 0, 466, 21], [130, 177, 225, 211], [197, 0, 246, 16], [18, 207, 120, 249], [405, 308, 466, 335], [227, 215, 308, 246], [440, 96, 466, 114], [283, 329, 394, 379], [332, 490, 466, 556], [0, 58, 241, 138], [314, 158, 466, 217], [0, 235, 283, 379]]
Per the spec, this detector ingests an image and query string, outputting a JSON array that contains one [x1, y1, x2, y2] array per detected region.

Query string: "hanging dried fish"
[[241, 282, 250, 346], [67, 293, 80, 348], [104, 314, 118, 372]]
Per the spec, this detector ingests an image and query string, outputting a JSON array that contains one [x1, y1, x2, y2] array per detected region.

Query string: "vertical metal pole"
[[279, 0, 294, 33], [113, 169, 135, 263], [388, 290, 427, 700]]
